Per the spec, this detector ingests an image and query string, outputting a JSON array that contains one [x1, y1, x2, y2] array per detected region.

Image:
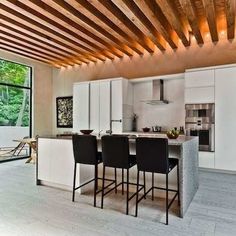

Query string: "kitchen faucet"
[[106, 119, 122, 135]]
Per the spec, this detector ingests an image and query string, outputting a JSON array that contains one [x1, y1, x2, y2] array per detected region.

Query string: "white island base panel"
[[37, 136, 198, 218]]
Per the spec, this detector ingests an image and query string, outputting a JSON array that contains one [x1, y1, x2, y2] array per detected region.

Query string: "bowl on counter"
[[142, 127, 150, 132], [80, 130, 94, 135], [166, 129, 179, 139]]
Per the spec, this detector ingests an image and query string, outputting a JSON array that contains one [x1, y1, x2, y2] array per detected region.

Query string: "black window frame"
[[0, 58, 33, 163]]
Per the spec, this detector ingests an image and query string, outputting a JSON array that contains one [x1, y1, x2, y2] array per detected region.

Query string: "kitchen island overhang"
[[36, 134, 198, 218]]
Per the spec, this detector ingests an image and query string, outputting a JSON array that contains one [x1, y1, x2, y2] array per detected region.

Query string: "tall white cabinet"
[[215, 67, 236, 171], [73, 78, 133, 134], [73, 82, 90, 131]]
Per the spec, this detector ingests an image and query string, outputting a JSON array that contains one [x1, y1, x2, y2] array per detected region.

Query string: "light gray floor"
[[0, 160, 236, 236]]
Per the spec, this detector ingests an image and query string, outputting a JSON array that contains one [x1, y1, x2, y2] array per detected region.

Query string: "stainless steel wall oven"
[[185, 103, 215, 152]]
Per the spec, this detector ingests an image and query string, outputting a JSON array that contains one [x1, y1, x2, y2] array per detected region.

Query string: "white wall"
[[133, 79, 185, 131], [0, 49, 53, 136]]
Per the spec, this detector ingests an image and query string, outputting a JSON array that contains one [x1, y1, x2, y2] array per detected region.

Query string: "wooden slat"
[[2, 0, 114, 61], [0, 22, 95, 65], [23, 0, 122, 59], [179, 0, 204, 44], [0, 41, 71, 66], [111, 0, 166, 50], [0, 14, 106, 63], [225, 0, 235, 39], [65, 0, 144, 55], [155, 0, 190, 46], [97, 0, 155, 53], [202, 0, 219, 42], [133, 0, 178, 49], [42, 0, 133, 57], [0, 45, 63, 67]]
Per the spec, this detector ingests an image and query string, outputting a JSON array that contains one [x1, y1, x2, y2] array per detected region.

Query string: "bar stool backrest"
[[101, 135, 130, 168], [136, 137, 169, 174], [72, 135, 98, 165]]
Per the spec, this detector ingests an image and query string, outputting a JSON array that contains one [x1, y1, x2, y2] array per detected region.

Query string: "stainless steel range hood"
[[141, 79, 169, 105]]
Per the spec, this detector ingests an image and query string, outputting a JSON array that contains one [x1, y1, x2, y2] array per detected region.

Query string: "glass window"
[[0, 59, 32, 162]]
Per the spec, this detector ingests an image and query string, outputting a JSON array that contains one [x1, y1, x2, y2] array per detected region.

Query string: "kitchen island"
[[37, 134, 198, 217]]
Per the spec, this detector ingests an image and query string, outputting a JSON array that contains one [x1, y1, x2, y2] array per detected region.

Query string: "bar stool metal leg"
[[152, 172, 154, 201], [72, 162, 77, 202], [126, 169, 129, 215], [94, 164, 98, 207], [115, 168, 117, 194], [143, 171, 146, 199], [135, 170, 140, 217], [177, 164, 180, 207], [122, 168, 124, 195], [166, 173, 168, 225], [101, 165, 106, 209]]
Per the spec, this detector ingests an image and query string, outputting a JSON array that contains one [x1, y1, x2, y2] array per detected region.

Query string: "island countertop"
[[37, 133, 197, 146]]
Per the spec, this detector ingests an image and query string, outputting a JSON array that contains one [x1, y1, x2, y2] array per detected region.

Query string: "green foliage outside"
[[0, 60, 30, 127]]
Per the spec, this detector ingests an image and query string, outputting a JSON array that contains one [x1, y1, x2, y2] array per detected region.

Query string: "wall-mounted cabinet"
[[185, 70, 215, 104], [73, 78, 133, 134]]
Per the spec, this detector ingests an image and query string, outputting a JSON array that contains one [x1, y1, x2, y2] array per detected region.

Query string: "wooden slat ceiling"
[[0, 0, 235, 68]]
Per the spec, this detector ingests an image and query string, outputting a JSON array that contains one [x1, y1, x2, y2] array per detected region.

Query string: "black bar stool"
[[101, 135, 138, 215], [135, 137, 180, 225], [72, 135, 102, 207]]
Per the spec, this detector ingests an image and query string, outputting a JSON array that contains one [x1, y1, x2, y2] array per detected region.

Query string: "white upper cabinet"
[[73, 82, 90, 132], [185, 69, 215, 104], [89, 81, 100, 133], [215, 67, 236, 171], [185, 87, 215, 104], [99, 80, 111, 133], [185, 70, 215, 88], [111, 79, 123, 133]]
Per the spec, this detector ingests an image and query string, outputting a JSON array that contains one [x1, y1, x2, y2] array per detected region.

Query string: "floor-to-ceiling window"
[[0, 59, 32, 162]]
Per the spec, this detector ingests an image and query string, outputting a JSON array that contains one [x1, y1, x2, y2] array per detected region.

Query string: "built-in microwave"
[[185, 103, 215, 152]]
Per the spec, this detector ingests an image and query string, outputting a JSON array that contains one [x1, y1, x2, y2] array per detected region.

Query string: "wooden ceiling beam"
[[0, 46, 61, 68], [0, 40, 74, 66], [179, 0, 204, 44], [224, 0, 235, 40], [0, 23, 95, 65], [97, 0, 155, 53], [133, 0, 178, 49], [0, 13, 106, 63], [202, 0, 219, 42], [23, 0, 122, 59], [43, 0, 133, 57], [0, 23, 77, 58], [2, 0, 114, 61], [66, 0, 144, 55], [111, 0, 166, 51], [0, 44, 66, 67], [155, 0, 190, 46]]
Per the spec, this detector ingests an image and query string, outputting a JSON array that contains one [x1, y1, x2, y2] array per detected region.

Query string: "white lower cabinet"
[[199, 152, 215, 168], [38, 138, 94, 191], [215, 67, 236, 171]]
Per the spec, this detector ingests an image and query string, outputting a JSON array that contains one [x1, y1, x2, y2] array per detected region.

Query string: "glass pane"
[[0, 85, 30, 161], [0, 60, 30, 87]]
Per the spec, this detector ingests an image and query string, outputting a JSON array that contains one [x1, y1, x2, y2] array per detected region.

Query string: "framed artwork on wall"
[[56, 96, 73, 128]]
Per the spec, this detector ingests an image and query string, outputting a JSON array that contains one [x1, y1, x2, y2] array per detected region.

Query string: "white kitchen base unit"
[[37, 137, 94, 192], [199, 152, 215, 169]]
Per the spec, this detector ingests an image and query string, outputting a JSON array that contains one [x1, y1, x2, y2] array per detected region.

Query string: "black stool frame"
[[135, 164, 180, 225], [72, 162, 116, 207], [101, 166, 146, 215]]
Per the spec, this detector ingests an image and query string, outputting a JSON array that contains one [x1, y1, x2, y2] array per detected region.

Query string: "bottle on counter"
[[180, 126, 185, 134], [132, 114, 138, 132]]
